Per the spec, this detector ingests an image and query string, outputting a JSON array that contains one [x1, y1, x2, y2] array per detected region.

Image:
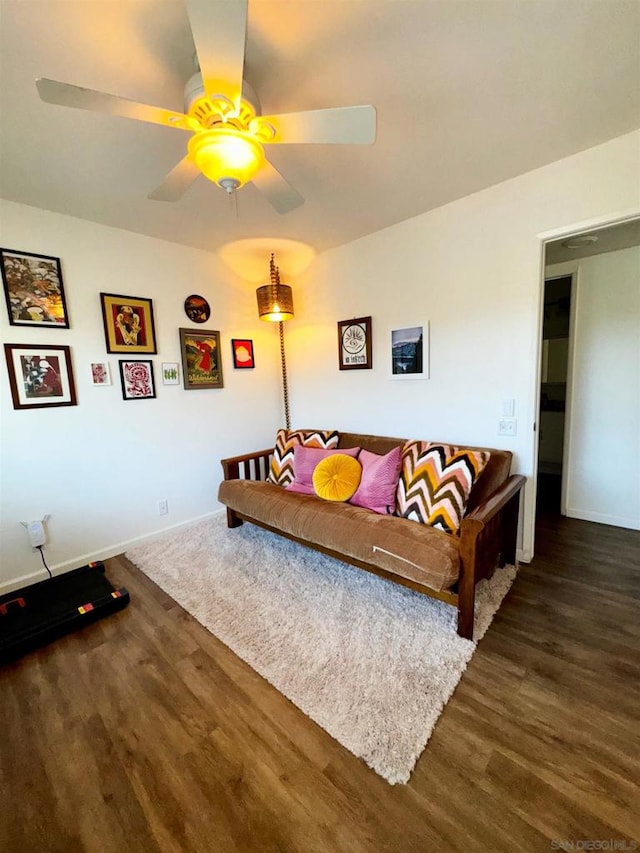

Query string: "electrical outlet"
[[158, 499, 168, 516], [498, 418, 517, 437]]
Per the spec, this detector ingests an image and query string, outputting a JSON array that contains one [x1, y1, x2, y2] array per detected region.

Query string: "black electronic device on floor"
[[0, 561, 129, 664]]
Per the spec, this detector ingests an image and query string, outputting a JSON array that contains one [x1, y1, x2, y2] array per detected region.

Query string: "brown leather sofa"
[[218, 432, 526, 640]]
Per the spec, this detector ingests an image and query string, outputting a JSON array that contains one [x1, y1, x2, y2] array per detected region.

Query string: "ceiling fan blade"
[[186, 0, 247, 108], [260, 105, 377, 145], [251, 161, 304, 215], [36, 78, 191, 130], [148, 157, 201, 202]]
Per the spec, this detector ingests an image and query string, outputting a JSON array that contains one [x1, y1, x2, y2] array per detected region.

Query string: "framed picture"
[[231, 338, 255, 369], [390, 323, 429, 380], [1, 248, 70, 328], [184, 294, 211, 324], [100, 293, 157, 354], [161, 362, 180, 385], [90, 362, 111, 386], [118, 359, 156, 400], [337, 316, 372, 370], [179, 328, 223, 389], [4, 343, 77, 410]]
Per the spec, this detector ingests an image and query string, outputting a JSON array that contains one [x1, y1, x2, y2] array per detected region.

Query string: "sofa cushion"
[[217, 479, 461, 592], [349, 446, 402, 515], [267, 429, 339, 487], [397, 442, 490, 533], [313, 454, 362, 502], [287, 444, 360, 494]]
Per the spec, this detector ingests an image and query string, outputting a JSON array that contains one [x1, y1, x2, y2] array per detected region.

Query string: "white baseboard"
[[565, 508, 640, 530], [0, 510, 224, 595]]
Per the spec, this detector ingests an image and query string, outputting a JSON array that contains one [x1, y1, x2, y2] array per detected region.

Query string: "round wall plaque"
[[184, 294, 211, 323]]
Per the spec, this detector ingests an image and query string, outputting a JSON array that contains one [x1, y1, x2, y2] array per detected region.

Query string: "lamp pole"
[[256, 253, 295, 430], [279, 320, 291, 429]]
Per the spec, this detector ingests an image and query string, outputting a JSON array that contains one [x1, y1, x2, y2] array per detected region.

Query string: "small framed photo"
[[90, 362, 111, 386], [119, 359, 156, 400], [390, 323, 429, 380], [161, 362, 180, 385], [179, 328, 223, 390], [4, 343, 77, 410], [100, 293, 157, 354], [231, 339, 255, 369], [338, 316, 372, 370], [1, 248, 70, 328]]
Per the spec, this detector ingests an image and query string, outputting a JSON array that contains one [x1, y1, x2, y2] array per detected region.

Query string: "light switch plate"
[[501, 398, 515, 418]]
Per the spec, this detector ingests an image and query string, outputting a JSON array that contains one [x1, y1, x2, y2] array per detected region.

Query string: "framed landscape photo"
[[118, 359, 156, 400], [4, 343, 77, 410], [1, 248, 70, 328], [231, 338, 255, 369], [337, 316, 372, 370], [390, 323, 429, 380], [100, 293, 157, 354], [179, 328, 223, 389]]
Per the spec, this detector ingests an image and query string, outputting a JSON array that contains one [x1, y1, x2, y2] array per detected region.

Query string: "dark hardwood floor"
[[1, 515, 639, 853]]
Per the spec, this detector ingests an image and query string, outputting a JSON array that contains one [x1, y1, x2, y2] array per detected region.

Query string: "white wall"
[[564, 247, 640, 528], [287, 130, 640, 561], [0, 201, 283, 591], [2, 131, 639, 585]]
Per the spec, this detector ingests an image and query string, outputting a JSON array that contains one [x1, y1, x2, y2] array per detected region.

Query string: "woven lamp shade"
[[256, 283, 294, 322]]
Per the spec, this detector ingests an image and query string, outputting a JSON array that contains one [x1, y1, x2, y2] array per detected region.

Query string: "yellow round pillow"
[[312, 453, 362, 502]]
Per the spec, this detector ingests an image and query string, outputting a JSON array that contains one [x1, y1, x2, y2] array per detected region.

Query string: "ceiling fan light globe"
[[188, 128, 265, 190]]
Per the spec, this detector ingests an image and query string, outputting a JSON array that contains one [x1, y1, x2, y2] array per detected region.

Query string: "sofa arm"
[[459, 473, 526, 574], [456, 473, 526, 638], [464, 474, 526, 528], [221, 449, 273, 481]]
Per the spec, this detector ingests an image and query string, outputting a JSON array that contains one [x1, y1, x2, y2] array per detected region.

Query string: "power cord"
[[36, 544, 53, 579]]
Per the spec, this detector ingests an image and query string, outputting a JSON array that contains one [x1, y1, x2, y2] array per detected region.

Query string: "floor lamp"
[[256, 254, 294, 429]]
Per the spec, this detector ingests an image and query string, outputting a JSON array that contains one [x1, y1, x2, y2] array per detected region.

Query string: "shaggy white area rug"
[[125, 514, 516, 784]]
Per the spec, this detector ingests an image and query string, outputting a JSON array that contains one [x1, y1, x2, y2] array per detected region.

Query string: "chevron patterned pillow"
[[396, 442, 490, 534], [267, 429, 340, 487]]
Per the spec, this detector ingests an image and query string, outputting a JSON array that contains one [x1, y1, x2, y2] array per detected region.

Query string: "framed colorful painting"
[[179, 328, 223, 389], [337, 316, 372, 370], [390, 323, 429, 380], [100, 293, 157, 354], [1, 248, 70, 328], [118, 359, 156, 400], [231, 339, 255, 369], [4, 343, 77, 410]]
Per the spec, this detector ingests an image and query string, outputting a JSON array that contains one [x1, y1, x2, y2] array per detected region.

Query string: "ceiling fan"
[[35, 0, 377, 214]]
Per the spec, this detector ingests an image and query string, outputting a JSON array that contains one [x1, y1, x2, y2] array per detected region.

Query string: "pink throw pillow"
[[287, 445, 360, 492], [349, 446, 402, 515]]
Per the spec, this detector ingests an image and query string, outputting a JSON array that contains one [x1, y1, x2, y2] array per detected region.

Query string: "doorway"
[[536, 275, 572, 516], [534, 216, 640, 533]]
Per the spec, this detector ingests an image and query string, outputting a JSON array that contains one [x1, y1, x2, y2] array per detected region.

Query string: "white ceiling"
[[1, 0, 639, 256]]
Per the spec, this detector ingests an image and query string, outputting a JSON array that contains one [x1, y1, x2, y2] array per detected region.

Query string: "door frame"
[[530, 210, 640, 558]]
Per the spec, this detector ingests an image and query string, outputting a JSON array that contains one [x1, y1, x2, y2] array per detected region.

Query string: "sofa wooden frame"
[[221, 447, 525, 640]]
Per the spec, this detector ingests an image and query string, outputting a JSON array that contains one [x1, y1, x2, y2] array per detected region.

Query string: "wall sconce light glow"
[[188, 128, 265, 192]]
